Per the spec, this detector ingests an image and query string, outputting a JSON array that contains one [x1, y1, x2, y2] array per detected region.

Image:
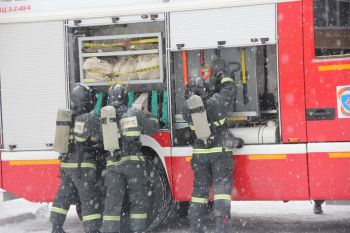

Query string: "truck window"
[[314, 0, 350, 58]]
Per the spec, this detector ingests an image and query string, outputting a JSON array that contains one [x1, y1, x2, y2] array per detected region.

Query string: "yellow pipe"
[[241, 48, 247, 84]]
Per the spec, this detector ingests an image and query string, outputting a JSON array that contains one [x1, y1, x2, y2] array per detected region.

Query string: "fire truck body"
[[0, 0, 349, 228]]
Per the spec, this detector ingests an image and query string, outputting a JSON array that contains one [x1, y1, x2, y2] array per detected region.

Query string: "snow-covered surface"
[[0, 199, 81, 233], [1, 199, 350, 232]]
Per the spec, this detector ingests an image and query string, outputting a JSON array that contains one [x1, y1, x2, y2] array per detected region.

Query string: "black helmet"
[[187, 76, 208, 99], [70, 84, 94, 114], [212, 59, 228, 77], [108, 84, 127, 108]]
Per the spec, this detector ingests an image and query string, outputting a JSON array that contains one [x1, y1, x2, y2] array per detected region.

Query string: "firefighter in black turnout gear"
[[183, 69, 243, 232], [50, 84, 102, 233], [102, 84, 159, 233]]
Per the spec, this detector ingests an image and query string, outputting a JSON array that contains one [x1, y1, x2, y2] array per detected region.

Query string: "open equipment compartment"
[[171, 45, 280, 146], [65, 17, 169, 128], [66, 17, 166, 88], [78, 32, 164, 85], [167, 4, 280, 146]]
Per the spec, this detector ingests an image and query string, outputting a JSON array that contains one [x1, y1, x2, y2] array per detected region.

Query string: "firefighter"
[[182, 66, 244, 233], [50, 84, 103, 233], [101, 84, 159, 233]]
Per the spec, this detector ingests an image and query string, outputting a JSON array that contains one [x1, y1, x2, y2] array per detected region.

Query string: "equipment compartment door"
[[303, 0, 350, 142], [0, 21, 66, 150], [169, 4, 276, 50]]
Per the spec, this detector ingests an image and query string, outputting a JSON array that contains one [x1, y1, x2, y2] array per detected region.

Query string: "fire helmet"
[[70, 84, 94, 114], [212, 59, 228, 77], [108, 84, 127, 108], [187, 76, 209, 99]]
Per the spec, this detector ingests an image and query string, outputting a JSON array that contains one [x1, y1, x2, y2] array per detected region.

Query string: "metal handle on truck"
[[306, 108, 335, 121]]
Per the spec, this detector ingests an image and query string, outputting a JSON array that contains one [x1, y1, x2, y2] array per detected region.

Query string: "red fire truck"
[[0, 0, 349, 229]]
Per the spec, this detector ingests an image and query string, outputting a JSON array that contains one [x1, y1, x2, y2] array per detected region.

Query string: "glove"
[[142, 109, 150, 117], [112, 150, 122, 159], [58, 153, 68, 161], [233, 138, 244, 149]]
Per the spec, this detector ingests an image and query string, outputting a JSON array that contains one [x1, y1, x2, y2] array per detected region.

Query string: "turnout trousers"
[[50, 165, 102, 232], [188, 151, 233, 232], [102, 161, 148, 233]]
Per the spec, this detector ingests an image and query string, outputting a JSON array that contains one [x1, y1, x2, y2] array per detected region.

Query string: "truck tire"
[[143, 148, 174, 232], [120, 148, 174, 233]]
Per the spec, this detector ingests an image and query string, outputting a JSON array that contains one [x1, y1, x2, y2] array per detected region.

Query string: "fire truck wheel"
[[119, 148, 174, 233], [143, 147, 175, 231]]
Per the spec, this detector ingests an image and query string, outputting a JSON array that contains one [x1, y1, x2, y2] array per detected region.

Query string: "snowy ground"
[[0, 198, 349, 233]]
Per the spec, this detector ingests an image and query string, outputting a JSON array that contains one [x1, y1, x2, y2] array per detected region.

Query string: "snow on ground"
[[0, 198, 350, 233], [0, 198, 81, 233], [230, 201, 350, 233]]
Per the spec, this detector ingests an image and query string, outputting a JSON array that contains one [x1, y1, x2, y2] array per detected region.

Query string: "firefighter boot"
[[313, 200, 324, 214], [51, 224, 66, 233], [215, 216, 229, 233]]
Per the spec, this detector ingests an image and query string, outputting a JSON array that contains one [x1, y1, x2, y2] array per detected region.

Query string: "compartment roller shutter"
[[0, 21, 66, 150], [170, 4, 276, 50]]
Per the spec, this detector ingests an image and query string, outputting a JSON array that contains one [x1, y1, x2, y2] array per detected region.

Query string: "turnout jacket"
[[63, 112, 102, 164], [106, 105, 159, 164], [182, 77, 235, 149], [119, 107, 159, 156]]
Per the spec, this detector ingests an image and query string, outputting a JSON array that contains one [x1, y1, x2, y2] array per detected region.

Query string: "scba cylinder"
[[187, 95, 211, 142], [101, 106, 120, 151], [53, 109, 73, 153]]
